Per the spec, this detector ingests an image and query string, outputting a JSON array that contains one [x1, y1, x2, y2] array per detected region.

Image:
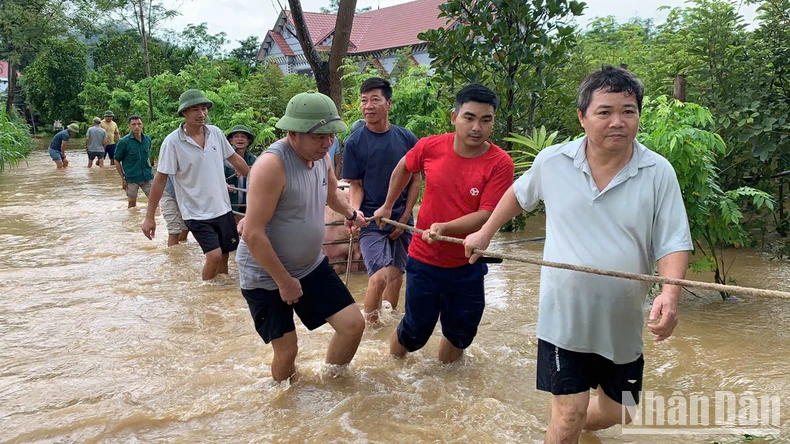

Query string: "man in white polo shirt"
[[464, 66, 693, 443], [142, 89, 250, 280]]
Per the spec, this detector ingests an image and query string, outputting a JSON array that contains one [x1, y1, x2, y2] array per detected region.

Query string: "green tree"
[[0, 107, 32, 172], [419, 0, 585, 148], [21, 38, 88, 124], [0, 0, 73, 113], [640, 96, 774, 297], [175, 23, 228, 60], [229, 36, 261, 68]]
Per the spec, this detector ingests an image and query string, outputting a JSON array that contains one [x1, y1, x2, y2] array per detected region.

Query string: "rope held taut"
[[373, 217, 790, 300]]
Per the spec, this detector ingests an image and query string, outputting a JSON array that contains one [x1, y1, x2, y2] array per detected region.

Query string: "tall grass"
[[0, 107, 33, 172]]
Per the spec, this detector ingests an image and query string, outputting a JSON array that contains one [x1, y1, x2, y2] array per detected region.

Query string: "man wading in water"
[[235, 91, 368, 382], [373, 84, 514, 363], [342, 77, 421, 324], [464, 66, 692, 443], [142, 89, 250, 280]]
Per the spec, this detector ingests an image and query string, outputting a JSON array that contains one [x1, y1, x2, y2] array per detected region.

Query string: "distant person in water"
[[114, 115, 153, 208], [84, 117, 107, 168], [48, 123, 79, 169]]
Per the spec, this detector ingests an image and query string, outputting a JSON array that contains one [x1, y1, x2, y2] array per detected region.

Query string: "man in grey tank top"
[[235, 91, 368, 382]]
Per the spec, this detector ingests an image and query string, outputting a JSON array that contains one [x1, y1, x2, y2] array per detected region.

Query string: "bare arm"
[[648, 250, 690, 341], [400, 171, 422, 223], [241, 154, 292, 285], [141, 172, 168, 239], [347, 179, 364, 213], [227, 153, 250, 177], [327, 160, 367, 227], [115, 161, 125, 181], [114, 127, 120, 142], [85, 135, 90, 148], [60, 140, 68, 152]]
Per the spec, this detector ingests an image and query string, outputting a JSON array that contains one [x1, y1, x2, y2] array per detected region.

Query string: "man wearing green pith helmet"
[[142, 89, 251, 280], [235, 91, 369, 382], [224, 124, 258, 222]]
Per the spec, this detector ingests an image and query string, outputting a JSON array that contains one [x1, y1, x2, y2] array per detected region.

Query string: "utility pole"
[[138, 0, 154, 122]]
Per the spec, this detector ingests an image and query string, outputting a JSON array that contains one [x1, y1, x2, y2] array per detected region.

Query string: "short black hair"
[[128, 115, 143, 123], [577, 65, 644, 116], [360, 77, 392, 100], [455, 84, 499, 111]]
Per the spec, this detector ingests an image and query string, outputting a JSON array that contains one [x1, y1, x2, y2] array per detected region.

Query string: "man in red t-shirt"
[[373, 84, 514, 363]]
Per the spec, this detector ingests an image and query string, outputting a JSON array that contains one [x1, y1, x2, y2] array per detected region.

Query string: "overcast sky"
[[161, 0, 759, 48]]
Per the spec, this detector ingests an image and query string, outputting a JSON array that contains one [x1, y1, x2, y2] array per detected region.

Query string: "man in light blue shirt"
[[464, 66, 692, 443]]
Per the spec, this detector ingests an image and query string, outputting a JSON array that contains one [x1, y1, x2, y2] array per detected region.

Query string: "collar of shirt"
[[177, 122, 212, 146], [561, 136, 657, 178]]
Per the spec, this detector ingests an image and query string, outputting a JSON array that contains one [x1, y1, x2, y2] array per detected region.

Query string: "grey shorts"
[[358, 227, 412, 277], [126, 181, 152, 200], [160, 191, 187, 235]]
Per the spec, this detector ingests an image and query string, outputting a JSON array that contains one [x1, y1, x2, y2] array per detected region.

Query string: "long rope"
[[374, 218, 790, 300]]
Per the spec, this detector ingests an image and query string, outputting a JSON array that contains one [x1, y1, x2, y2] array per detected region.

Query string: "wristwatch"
[[346, 209, 357, 221]]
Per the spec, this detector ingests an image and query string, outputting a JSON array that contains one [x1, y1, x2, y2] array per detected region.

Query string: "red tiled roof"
[[269, 30, 295, 56], [0, 60, 11, 78], [281, 0, 453, 55], [351, 0, 452, 53]]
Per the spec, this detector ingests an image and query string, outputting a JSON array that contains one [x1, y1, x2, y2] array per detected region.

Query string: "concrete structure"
[[257, 0, 451, 76]]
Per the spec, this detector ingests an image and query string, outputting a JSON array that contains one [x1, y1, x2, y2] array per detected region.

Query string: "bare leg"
[[382, 266, 404, 309], [167, 234, 180, 247], [389, 328, 408, 358], [62, 158, 69, 167], [97, 159, 104, 168], [584, 386, 632, 431], [217, 253, 230, 275], [87, 157, 93, 168], [324, 304, 365, 365], [270, 331, 298, 382], [545, 392, 589, 444], [55, 160, 64, 169], [438, 337, 463, 363], [128, 199, 137, 208], [202, 248, 223, 280], [363, 270, 387, 323]]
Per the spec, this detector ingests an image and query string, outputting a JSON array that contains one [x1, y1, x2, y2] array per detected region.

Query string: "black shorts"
[[536, 339, 644, 406], [184, 211, 239, 254], [87, 151, 104, 160], [240, 257, 356, 343]]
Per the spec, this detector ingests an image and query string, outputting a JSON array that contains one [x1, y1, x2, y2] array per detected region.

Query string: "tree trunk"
[[287, 0, 357, 113], [138, 0, 154, 122], [5, 60, 17, 115], [673, 74, 687, 102]]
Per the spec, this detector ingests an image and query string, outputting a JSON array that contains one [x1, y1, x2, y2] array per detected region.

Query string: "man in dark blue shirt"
[[342, 78, 421, 323]]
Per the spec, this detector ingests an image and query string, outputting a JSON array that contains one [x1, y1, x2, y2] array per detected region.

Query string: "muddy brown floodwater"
[[1, 141, 789, 443]]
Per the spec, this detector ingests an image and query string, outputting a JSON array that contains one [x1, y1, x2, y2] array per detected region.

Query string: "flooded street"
[[1, 142, 789, 443]]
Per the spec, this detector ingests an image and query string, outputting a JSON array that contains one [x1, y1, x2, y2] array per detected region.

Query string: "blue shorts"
[[48, 148, 63, 161], [396, 257, 488, 352], [106, 144, 117, 160], [358, 226, 411, 276]]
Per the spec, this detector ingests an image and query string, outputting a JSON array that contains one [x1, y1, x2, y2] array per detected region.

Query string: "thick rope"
[[374, 218, 790, 300]]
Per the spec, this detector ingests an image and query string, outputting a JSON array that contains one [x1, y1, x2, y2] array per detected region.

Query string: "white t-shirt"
[[157, 124, 235, 220]]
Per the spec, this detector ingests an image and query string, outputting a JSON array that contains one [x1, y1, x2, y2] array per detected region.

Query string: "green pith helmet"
[[177, 89, 213, 117], [66, 123, 79, 133], [275, 91, 347, 134], [226, 124, 255, 142], [103, 110, 114, 117]]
